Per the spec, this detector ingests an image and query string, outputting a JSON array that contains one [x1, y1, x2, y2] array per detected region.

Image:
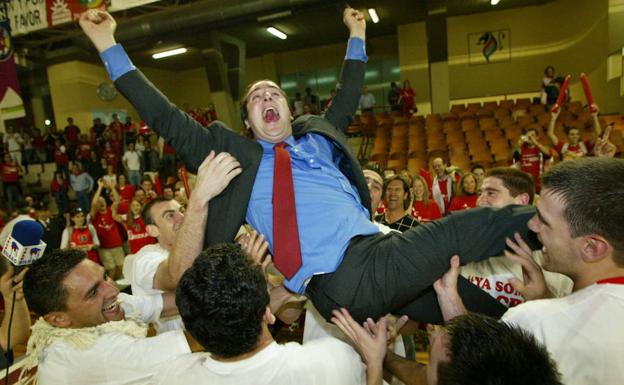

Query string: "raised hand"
[[332, 308, 388, 369], [343, 7, 366, 39], [238, 230, 271, 273], [78, 10, 118, 53], [504, 232, 553, 300], [594, 124, 617, 158], [433, 255, 467, 321], [194, 151, 242, 203], [0, 266, 28, 301]]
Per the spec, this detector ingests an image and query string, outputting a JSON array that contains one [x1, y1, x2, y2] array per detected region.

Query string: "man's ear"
[[44, 312, 72, 328], [262, 306, 276, 326], [514, 192, 530, 205], [145, 224, 159, 238], [580, 235, 610, 263]]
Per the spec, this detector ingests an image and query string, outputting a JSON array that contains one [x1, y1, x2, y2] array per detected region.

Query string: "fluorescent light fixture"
[[152, 47, 188, 59], [491, 0, 500, 5], [368, 8, 379, 23], [267, 26, 287, 40]]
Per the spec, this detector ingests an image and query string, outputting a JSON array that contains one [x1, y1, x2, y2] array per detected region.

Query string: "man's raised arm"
[[152, 151, 242, 291], [79, 10, 222, 172], [324, 7, 367, 131]]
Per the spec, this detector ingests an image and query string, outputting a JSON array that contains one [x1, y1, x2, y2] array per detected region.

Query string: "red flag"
[[0, 19, 22, 107]]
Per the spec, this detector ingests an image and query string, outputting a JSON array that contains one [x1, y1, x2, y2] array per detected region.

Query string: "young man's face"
[[528, 189, 579, 276], [57, 259, 123, 328], [244, 80, 292, 143], [477, 177, 522, 208], [385, 179, 407, 211], [147, 200, 185, 248]]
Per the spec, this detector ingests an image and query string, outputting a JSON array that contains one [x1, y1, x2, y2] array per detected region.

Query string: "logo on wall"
[[468, 28, 511, 65], [478, 32, 499, 62]]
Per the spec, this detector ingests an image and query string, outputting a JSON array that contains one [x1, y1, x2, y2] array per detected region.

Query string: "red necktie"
[[272, 142, 302, 280]]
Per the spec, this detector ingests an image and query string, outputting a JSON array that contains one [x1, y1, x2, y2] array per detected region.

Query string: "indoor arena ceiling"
[[12, 0, 553, 71]]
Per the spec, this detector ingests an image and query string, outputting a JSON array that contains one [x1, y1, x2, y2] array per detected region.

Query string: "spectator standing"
[[399, 80, 415, 115], [50, 171, 70, 215], [123, 142, 142, 187], [53, 139, 70, 180], [513, 128, 550, 192], [63, 117, 81, 161], [69, 163, 94, 213], [388, 81, 401, 112], [60, 207, 100, 264], [358, 86, 375, 113], [90, 180, 126, 280], [116, 174, 135, 215], [547, 109, 601, 161], [4, 128, 23, 167], [1, 153, 23, 213]]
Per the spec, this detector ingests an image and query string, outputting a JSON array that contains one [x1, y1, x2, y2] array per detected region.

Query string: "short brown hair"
[[485, 167, 535, 204]]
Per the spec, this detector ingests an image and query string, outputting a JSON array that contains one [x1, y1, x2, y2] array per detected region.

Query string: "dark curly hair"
[[23, 248, 87, 316], [176, 243, 269, 358], [437, 313, 562, 385]]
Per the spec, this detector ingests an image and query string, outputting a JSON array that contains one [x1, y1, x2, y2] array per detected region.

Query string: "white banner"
[[109, 0, 160, 12], [6, 0, 48, 36]]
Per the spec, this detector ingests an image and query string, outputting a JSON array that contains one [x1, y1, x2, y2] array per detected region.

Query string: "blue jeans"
[[127, 169, 141, 188], [75, 189, 91, 213]]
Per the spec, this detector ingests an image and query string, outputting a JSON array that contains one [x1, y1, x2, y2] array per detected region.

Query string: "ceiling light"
[[491, 0, 500, 5], [267, 26, 287, 40], [152, 48, 188, 59], [368, 8, 379, 23]]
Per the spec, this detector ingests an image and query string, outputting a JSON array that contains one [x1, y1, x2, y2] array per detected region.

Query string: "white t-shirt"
[[503, 284, 624, 385], [37, 294, 190, 385], [125, 244, 184, 332], [154, 339, 366, 385], [122, 150, 141, 171], [461, 251, 573, 307]]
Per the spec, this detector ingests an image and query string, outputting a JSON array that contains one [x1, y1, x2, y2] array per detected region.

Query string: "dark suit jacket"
[[115, 59, 369, 248]]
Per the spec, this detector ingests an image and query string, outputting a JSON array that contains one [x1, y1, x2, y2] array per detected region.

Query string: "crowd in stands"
[[0, 7, 621, 385]]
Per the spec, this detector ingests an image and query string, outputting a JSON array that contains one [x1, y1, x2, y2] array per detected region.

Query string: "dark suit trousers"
[[306, 205, 538, 324]]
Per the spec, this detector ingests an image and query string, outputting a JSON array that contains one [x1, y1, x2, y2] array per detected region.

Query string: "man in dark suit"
[[80, 8, 535, 324]]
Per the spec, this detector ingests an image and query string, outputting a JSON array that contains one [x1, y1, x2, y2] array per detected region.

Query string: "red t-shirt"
[[1, 163, 20, 183], [411, 200, 442, 222], [103, 149, 117, 170], [65, 125, 80, 145], [126, 216, 156, 254], [92, 207, 124, 248], [77, 141, 92, 161], [554, 139, 592, 159], [70, 227, 100, 263], [519, 144, 542, 191], [54, 146, 69, 165], [109, 121, 124, 141], [448, 195, 478, 212]]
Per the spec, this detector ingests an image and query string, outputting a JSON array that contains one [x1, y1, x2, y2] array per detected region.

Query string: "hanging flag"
[[5, 0, 48, 36], [0, 18, 23, 109], [47, 0, 107, 28]]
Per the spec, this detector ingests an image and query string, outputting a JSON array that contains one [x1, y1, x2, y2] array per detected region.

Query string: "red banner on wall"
[[0, 19, 23, 108], [47, 0, 108, 28]]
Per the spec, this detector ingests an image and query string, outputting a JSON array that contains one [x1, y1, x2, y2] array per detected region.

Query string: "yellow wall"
[[244, 35, 398, 84], [398, 22, 430, 113], [446, 0, 608, 105], [47, 60, 212, 131]]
